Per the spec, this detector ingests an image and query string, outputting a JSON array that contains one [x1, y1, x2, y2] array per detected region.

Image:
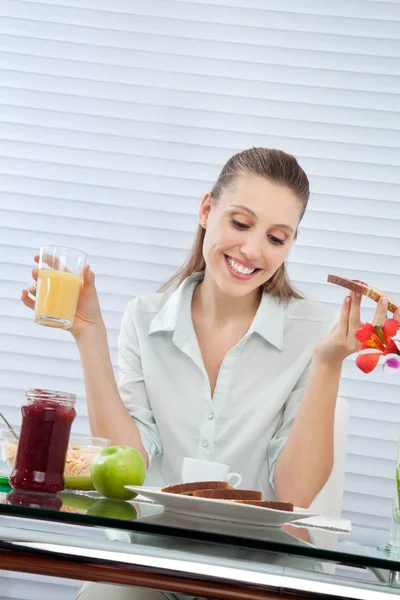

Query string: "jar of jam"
[[10, 389, 76, 493]]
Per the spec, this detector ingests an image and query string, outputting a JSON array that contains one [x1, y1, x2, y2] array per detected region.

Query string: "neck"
[[192, 270, 262, 325]]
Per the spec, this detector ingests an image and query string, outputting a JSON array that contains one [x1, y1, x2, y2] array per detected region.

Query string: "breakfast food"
[[161, 481, 294, 512], [327, 274, 399, 314], [233, 500, 294, 511], [192, 488, 262, 501], [2, 439, 17, 468], [161, 481, 230, 494], [65, 445, 93, 477], [90, 445, 146, 501]]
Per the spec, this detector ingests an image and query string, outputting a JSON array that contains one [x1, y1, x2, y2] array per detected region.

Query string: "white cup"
[[181, 457, 242, 488]]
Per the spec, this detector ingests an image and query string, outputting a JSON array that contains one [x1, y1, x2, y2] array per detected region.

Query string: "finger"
[[37, 252, 69, 272], [336, 295, 352, 337], [40, 252, 62, 270], [26, 282, 37, 297], [21, 289, 35, 310], [82, 264, 95, 288], [372, 296, 388, 327], [348, 291, 362, 337], [395, 308, 400, 324], [32, 268, 38, 281]]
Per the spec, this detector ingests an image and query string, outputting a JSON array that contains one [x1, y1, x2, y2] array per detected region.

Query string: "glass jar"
[[378, 435, 400, 558], [10, 389, 76, 494], [387, 438, 400, 550]]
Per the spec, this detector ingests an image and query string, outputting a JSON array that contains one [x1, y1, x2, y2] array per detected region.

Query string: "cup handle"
[[228, 472, 242, 488]]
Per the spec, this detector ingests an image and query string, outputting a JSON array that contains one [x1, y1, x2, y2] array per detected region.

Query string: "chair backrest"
[[309, 396, 349, 518]]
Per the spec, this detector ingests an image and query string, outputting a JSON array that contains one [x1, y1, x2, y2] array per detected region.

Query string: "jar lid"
[[26, 388, 76, 404]]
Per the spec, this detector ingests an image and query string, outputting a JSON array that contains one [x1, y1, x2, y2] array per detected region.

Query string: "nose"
[[240, 232, 263, 263]]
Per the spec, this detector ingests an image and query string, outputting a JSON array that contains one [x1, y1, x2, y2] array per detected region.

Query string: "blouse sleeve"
[[118, 299, 163, 466]]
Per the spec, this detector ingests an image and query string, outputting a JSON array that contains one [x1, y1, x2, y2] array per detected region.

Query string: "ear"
[[198, 193, 212, 227]]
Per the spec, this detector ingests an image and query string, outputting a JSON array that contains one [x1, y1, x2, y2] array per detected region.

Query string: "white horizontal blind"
[[0, 0, 399, 541]]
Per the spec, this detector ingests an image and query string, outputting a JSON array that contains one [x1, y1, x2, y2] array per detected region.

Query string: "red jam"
[[10, 389, 76, 494]]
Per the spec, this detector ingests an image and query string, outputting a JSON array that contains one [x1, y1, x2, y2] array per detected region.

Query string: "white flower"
[[383, 353, 400, 374]]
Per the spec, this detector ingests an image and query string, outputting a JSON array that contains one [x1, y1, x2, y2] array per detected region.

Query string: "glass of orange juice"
[[34, 246, 87, 329]]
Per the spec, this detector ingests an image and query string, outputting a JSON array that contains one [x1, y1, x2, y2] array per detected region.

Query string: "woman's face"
[[199, 174, 303, 298]]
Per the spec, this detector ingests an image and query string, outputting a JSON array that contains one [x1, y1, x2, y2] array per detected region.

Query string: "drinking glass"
[[34, 245, 87, 329]]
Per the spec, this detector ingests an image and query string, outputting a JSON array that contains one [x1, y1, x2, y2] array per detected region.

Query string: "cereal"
[[3, 440, 17, 465], [65, 445, 94, 476]]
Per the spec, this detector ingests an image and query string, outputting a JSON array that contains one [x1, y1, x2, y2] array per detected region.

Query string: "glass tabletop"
[[1, 482, 400, 575]]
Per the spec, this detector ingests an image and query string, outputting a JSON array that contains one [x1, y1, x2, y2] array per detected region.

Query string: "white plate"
[[126, 486, 319, 528]]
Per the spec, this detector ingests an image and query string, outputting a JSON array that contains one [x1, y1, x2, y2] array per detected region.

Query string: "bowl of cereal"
[[0, 427, 19, 473], [0, 429, 110, 491]]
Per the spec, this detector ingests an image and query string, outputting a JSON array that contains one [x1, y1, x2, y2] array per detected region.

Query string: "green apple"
[[90, 445, 146, 501], [87, 498, 138, 520]]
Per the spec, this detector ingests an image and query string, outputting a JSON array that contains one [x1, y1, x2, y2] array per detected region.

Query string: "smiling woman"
[[21, 146, 396, 600]]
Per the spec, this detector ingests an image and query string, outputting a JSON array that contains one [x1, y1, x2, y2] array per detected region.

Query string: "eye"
[[268, 235, 285, 246], [231, 218, 249, 230]]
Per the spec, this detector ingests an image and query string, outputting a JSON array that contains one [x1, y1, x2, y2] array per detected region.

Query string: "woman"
[[21, 148, 394, 600]]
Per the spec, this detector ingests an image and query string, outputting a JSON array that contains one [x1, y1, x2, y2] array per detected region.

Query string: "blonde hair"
[[160, 148, 309, 301]]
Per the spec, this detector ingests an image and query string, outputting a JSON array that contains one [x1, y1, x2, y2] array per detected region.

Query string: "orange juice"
[[35, 270, 83, 329]]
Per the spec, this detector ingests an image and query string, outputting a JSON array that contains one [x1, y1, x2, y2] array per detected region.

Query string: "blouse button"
[[202, 440, 209, 448], [208, 412, 214, 420]]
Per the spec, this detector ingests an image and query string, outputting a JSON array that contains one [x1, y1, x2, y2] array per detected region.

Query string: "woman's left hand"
[[314, 292, 400, 367]]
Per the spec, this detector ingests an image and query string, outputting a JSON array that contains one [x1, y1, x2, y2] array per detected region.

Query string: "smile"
[[224, 255, 261, 280]]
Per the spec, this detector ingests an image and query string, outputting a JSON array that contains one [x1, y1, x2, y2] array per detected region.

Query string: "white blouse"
[[118, 273, 336, 499]]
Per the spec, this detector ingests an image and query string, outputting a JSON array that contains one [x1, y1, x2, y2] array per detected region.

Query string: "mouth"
[[224, 255, 261, 281]]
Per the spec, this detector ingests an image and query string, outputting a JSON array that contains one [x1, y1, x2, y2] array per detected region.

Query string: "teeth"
[[227, 256, 256, 275]]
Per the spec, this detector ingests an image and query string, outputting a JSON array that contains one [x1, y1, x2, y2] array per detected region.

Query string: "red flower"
[[356, 351, 382, 374], [356, 323, 383, 351], [355, 319, 400, 374]]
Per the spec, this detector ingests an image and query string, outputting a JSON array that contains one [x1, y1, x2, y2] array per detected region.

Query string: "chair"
[[309, 396, 349, 518]]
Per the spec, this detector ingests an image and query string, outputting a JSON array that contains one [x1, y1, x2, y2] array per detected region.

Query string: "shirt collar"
[[149, 272, 202, 335], [248, 292, 285, 351], [149, 272, 285, 351]]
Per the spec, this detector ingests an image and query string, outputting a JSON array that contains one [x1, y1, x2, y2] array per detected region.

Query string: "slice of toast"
[[232, 499, 294, 511], [161, 481, 230, 494], [327, 274, 399, 314], [180, 486, 234, 496], [192, 489, 262, 501]]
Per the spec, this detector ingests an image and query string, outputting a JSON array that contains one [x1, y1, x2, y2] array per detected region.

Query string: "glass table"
[[1, 484, 400, 599]]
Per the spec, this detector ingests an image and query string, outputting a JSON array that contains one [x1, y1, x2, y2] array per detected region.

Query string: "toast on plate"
[[161, 481, 231, 495], [232, 499, 294, 511], [192, 488, 262, 501]]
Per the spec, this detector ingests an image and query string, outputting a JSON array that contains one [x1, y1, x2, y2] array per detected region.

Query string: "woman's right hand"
[[21, 256, 104, 339]]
